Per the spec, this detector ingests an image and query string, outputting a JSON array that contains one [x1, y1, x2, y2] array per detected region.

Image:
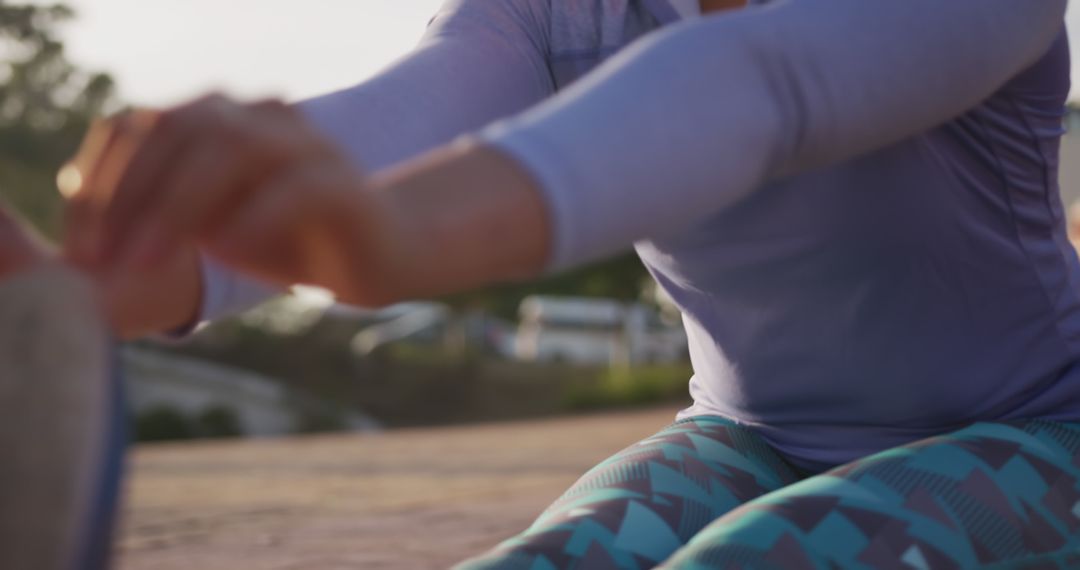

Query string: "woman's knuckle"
[[253, 98, 290, 115]]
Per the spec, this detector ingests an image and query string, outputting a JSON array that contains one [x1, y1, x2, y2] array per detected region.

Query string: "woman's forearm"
[[356, 139, 551, 305], [189, 0, 555, 327], [94, 247, 203, 339]]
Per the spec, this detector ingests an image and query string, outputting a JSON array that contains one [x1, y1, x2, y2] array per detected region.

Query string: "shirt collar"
[[667, 0, 702, 19], [640, 0, 684, 25]]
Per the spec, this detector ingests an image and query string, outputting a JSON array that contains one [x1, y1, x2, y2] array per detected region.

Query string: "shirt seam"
[[975, 98, 1077, 356]]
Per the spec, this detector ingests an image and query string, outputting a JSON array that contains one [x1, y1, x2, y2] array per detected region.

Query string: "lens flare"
[[56, 164, 84, 199]]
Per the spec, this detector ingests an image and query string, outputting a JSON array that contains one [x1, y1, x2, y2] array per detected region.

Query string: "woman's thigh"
[[455, 416, 804, 570], [662, 420, 1080, 569]]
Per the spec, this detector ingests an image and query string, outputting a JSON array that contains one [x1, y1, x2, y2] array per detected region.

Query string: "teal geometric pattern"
[[455, 417, 804, 569], [661, 420, 1080, 569], [456, 419, 1080, 569]]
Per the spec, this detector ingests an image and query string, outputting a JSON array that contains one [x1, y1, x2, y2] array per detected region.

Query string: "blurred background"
[[2, 1, 1080, 444], [0, 0, 699, 444]]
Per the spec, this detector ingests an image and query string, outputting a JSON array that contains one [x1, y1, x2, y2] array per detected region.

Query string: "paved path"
[[116, 407, 680, 570]]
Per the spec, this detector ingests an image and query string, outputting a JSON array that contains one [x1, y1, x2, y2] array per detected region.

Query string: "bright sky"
[[46, 1, 1080, 106], [55, 0, 443, 106]]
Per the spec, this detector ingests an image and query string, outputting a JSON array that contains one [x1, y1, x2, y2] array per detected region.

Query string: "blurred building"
[[514, 295, 688, 366]]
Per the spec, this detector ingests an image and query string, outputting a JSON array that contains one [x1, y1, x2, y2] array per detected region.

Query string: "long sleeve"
[[479, 0, 1068, 269], [195, 0, 555, 324]]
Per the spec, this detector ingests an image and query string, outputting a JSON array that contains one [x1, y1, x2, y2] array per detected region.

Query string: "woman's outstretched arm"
[[195, 0, 556, 323], [299, 0, 554, 172], [478, 0, 1067, 268], [64, 0, 555, 335], [70, 0, 1069, 315], [316, 0, 1069, 301]]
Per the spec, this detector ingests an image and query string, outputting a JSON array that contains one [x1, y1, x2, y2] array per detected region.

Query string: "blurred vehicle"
[[351, 303, 516, 357], [515, 296, 687, 366], [351, 302, 451, 354]]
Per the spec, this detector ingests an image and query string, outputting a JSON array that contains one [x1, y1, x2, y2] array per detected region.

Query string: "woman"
[[23, 0, 1080, 566]]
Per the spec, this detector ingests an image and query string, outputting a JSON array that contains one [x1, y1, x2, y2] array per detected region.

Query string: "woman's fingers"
[[102, 97, 308, 267], [61, 117, 131, 265], [134, 108, 295, 265], [59, 91, 376, 302], [97, 95, 232, 264], [115, 139, 238, 267], [61, 94, 232, 267]]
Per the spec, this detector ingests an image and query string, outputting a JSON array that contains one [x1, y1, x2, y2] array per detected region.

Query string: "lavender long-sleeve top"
[[198, 0, 1077, 469]]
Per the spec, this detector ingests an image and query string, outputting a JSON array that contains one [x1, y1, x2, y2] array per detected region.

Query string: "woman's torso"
[[547, 0, 1079, 469]]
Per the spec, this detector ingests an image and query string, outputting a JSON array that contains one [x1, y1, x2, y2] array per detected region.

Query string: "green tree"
[[0, 2, 117, 236]]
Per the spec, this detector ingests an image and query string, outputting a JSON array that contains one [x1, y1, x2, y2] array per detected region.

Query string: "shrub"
[[561, 364, 693, 411], [195, 405, 244, 439], [133, 405, 196, 442]]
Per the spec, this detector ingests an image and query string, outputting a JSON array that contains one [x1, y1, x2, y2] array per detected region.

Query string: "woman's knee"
[[457, 417, 801, 569], [661, 420, 1080, 569]]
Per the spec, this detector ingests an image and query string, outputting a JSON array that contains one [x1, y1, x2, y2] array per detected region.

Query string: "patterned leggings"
[[455, 417, 1080, 569]]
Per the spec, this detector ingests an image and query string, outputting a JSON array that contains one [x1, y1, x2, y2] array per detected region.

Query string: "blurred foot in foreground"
[[0, 207, 125, 570]]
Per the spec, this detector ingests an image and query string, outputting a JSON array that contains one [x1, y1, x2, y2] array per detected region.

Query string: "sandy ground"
[[115, 407, 680, 570]]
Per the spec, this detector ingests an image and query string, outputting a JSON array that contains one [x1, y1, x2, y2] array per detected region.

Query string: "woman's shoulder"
[[550, 1, 661, 53], [548, 1, 665, 88]]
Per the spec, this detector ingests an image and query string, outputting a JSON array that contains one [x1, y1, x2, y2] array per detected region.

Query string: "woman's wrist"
[[355, 138, 551, 305], [93, 245, 204, 339]]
